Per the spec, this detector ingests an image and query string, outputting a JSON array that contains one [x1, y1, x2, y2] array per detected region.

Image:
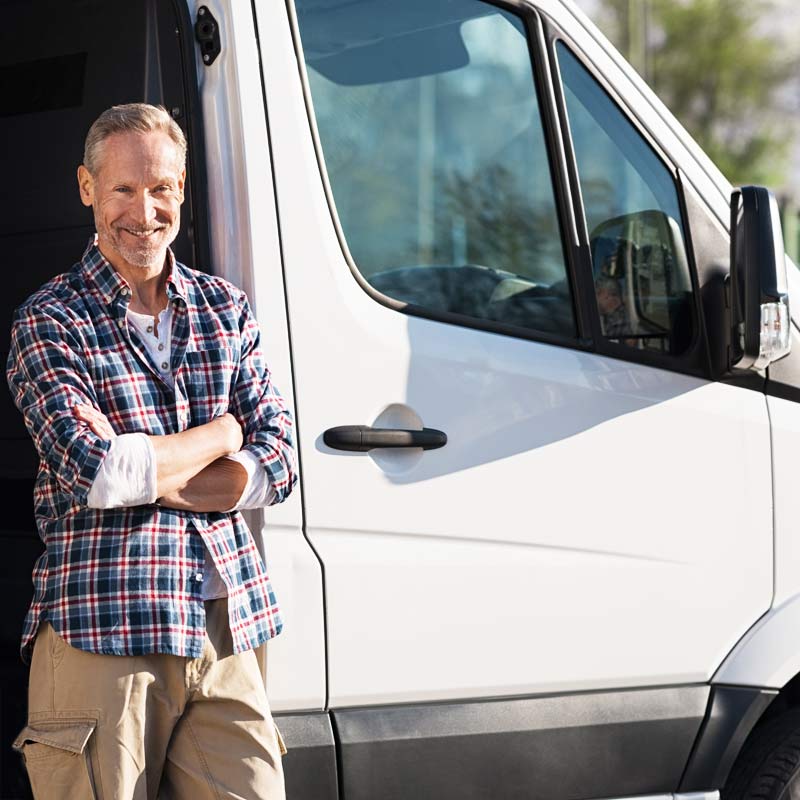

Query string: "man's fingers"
[[72, 404, 116, 440], [73, 404, 101, 420], [91, 423, 116, 440], [73, 404, 106, 421]]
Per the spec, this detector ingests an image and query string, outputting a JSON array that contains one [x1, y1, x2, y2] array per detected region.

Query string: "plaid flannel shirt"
[[7, 239, 297, 661]]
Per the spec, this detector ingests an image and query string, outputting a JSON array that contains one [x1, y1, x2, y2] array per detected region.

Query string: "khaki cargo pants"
[[13, 599, 286, 799]]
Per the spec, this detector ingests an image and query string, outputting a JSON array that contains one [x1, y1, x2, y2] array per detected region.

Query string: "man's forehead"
[[96, 130, 183, 177]]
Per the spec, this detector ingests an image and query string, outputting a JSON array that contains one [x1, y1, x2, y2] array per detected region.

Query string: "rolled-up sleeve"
[[229, 295, 297, 505], [87, 433, 157, 509], [6, 305, 112, 507]]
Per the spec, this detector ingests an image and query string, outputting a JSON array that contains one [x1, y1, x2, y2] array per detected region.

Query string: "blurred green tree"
[[596, 0, 796, 186]]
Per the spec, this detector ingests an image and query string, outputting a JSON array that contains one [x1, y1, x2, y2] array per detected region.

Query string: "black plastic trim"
[[680, 685, 777, 792], [680, 179, 767, 391], [274, 712, 339, 800], [521, 7, 588, 343], [541, 20, 601, 347], [332, 685, 709, 800], [195, 6, 221, 67]]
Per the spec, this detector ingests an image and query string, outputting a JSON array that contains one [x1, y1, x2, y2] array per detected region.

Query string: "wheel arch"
[[680, 595, 800, 792]]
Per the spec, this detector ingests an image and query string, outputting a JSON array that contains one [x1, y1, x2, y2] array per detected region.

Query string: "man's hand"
[[212, 412, 244, 456], [73, 403, 117, 440]]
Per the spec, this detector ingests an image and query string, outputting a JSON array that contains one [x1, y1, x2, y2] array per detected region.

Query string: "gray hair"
[[83, 103, 187, 175]]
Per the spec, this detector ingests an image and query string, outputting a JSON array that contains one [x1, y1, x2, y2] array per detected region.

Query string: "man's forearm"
[[156, 456, 248, 512], [149, 413, 242, 499], [74, 405, 245, 512]]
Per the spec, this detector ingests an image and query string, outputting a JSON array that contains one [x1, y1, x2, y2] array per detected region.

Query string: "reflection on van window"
[[557, 44, 696, 355], [294, 0, 576, 338]]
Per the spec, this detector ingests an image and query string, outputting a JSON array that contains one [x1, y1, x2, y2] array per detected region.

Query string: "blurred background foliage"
[[596, 0, 794, 185], [573, 0, 800, 254]]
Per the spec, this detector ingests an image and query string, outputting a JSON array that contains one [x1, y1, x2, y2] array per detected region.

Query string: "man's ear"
[[178, 166, 186, 204], [77, 165, 94, 207]]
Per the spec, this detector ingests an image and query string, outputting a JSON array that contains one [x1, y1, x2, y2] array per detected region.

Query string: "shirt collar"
[[80, 234, 189, 308]]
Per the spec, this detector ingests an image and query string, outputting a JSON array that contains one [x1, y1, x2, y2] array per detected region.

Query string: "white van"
[[2, 1, 799, 798]]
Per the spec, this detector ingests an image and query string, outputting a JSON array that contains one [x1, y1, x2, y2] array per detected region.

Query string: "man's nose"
[[129, 191, 157, 225]]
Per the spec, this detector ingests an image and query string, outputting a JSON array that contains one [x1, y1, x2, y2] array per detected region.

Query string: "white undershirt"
[[86, 305, 275, 600]]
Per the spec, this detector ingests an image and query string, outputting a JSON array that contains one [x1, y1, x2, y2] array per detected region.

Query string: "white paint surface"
[[255, 0, 773, 707]]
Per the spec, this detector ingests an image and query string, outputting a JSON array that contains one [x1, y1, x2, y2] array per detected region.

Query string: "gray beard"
[[96, 219, 179, 270]]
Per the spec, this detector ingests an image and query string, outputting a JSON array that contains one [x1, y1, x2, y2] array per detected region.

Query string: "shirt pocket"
[[13, 717, 100, 799], [180, 347, 238, 421]]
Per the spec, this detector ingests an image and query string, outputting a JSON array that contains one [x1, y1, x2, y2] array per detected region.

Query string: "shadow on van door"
[[371, 314, 708, 485]]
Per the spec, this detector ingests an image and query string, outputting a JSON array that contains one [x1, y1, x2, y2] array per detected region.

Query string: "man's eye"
[[114, 187, 131, 193]]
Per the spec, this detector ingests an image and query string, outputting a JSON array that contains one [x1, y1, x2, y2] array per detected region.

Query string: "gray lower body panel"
[[331, 686, 710, 800], [274, 712, 338, 800]]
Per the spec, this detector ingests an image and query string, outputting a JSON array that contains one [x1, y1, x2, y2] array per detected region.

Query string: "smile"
[[121, 228, 163, 238]]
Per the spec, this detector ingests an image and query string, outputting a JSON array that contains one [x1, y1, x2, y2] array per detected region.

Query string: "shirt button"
[[158, 343, 164, 351], [147, 325, 153, 333], [161, 361, 169, 370], [121, 287, 130, 296], [117, 319, 125, 328], [195, 573, 203, 582]]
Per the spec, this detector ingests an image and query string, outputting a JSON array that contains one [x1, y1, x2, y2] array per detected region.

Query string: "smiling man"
[[7, 104, 296, 799]]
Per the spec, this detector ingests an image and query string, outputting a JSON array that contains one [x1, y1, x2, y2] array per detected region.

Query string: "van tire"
[[723, 708, 800, 799]]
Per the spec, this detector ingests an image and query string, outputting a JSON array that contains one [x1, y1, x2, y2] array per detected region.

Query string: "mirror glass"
[[589, 210, 694, 354]]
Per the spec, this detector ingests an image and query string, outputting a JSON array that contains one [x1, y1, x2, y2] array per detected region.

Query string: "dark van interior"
[[0, 1, 206, 794]]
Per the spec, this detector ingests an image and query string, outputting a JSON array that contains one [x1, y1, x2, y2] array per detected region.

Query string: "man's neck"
[[99, 244, 170, 316], [126, 273, 169, 316]]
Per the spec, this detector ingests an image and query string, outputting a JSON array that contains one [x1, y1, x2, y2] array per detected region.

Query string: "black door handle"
[[323, 425, 447, 452]]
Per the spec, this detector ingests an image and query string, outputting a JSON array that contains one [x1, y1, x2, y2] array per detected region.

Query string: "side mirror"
[[729, 185, 791, 369]]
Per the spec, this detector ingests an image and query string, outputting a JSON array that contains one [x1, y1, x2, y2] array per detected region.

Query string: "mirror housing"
[[729, 185, 791, 370]]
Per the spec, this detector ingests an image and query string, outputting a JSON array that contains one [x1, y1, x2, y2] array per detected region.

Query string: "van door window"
[[557, 44, 696, 355], [294, 0, 576, 338]]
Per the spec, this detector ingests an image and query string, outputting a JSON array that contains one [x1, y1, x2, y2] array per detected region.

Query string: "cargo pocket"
[[13, 718, 99, 800]]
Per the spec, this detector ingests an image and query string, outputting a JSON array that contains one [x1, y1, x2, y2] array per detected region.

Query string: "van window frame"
[[287, 0, 593, 350], [543, 18, 710, 377]]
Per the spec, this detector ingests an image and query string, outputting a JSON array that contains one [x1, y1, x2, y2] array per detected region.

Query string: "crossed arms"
[[74, 404, 248, 512], [7, 294, 296, 515]]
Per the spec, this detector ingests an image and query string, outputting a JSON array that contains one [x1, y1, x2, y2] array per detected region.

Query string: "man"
[[595, 273, 632, 340], [7, 103, 297, 799]]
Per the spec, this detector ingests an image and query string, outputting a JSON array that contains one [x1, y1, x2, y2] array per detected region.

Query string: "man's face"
[[596, 286, 621, 315], [77, 130, 185, 272]]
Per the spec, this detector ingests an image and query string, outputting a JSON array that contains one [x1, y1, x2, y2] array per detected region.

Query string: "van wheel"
[[724, 709, 800, 799]]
